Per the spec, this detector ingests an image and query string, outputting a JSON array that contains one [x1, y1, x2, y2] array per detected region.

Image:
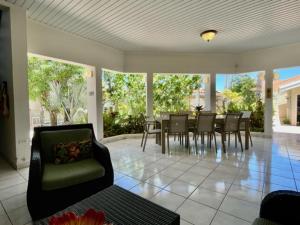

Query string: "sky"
[[216, 67, 300, 91], [216, 72, 260, 91]]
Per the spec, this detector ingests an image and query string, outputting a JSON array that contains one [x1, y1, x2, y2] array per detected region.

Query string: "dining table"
[[156, 114, 250, 154]]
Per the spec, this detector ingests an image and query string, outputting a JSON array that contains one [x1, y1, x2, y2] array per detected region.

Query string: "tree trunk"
[[64, 108, 70, 123], [50, 111, 57, 126]]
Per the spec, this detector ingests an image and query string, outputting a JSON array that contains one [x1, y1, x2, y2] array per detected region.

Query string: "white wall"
[[27, 20, 124, 72], [124, 52, 237, 74], [27, 20, 126, 140], [236, 42, 300, 72], [0, 6, 16, 167], [0, 2, 29, 169]]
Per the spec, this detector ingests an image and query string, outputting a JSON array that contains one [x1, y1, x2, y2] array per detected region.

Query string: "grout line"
[[208, 156, 245, 225], [286, 144, 298, 192], [0, 201, 13, 225]]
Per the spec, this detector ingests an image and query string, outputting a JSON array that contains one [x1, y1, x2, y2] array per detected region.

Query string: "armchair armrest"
[[260, 190, 300, 225], [92, 140, 114, 185], [28, 136, 42, 192]]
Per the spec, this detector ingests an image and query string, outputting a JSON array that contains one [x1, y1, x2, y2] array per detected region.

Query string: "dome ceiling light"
[[200, 30, 217, 42]]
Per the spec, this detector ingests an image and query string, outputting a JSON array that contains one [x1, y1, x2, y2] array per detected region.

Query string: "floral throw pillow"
[[53, 139, 92, 164]]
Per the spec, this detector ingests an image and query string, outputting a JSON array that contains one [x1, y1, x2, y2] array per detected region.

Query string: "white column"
[[146, 72, 154, 119], [264, 69, 273, 137], [87, 66, 103, 140], [210, 73, 216, 113], [204, 75, 211, 110]]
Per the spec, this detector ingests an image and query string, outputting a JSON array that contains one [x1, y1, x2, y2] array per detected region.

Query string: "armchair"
[[253, 190, 300, 225], [27, 124, 114, 220]]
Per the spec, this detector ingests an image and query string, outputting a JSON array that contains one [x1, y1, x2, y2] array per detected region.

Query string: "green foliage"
[[103, 70, 146, 116], [251, 98, 264, 132], [219, 75, 264, 132], [103, 70, 146, 137], [153, 74, 201, 114], [103, 72, 203, 137], [103, 112, 144, 137], [231, 76, 257, 110], [28, 56, 87, 125]]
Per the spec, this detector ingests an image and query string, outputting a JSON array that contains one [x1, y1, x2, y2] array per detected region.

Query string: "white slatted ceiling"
[[5, 0, 300, 53]]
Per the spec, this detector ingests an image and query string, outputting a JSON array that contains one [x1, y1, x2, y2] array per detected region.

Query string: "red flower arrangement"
[[49, 209, 112, 225]]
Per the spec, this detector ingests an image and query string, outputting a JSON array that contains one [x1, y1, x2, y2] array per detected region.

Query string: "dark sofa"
[[27, 124, 114, 220]]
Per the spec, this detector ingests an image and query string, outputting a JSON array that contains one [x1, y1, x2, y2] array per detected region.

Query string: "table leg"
[[161, 120, 166, 154], [245, 120, 249, 150]]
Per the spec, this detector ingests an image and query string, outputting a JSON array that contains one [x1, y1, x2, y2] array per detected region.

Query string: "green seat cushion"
[[42, 159, 105, 191], [40, 129, 92, 163], [252, 218, 282, 225]]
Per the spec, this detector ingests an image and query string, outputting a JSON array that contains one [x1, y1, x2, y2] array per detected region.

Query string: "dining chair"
[[215, 112, 243, 153], [141, 117, 161, 152], [240, 111, 253, 147], [178, 111, 194, 116], [194, 112, 217, 152], [167, 114, 189, 152]]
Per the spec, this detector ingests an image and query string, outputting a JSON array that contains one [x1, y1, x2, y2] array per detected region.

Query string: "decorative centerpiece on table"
[[194, 105, 204, 117], [49, 209, 113, 225]]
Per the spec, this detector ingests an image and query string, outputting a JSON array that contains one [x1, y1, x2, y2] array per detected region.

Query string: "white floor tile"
[[145, 174, 175, 188], [0, 213, 12, 225], [211, 211, 251, 225], [200, 178, 231, 194], [189, 187, 225, 209], [151, 190, 185, 211], [177, 199, 216, 225], [227, 185, 262, 204], [164, 180, 197, 197], [114, 176, 140, 190], [130, 182, 161, 199], [220, 196, 259, 222]]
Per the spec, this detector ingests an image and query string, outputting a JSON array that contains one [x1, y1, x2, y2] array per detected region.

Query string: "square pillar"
[[210, 73, 216, 113], [146, 72, 154, 119], [204, 74, 211, 111], [264, 69, 273, 136], [87, 66, 103, 140]]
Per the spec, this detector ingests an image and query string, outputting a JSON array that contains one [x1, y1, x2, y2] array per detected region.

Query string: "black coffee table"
[[35, 185, 180, 225]]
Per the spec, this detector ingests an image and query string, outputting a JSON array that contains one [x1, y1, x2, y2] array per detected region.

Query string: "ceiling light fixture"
[[200, 30, 217, 42]]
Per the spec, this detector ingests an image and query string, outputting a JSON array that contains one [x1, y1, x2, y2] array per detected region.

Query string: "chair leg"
[[228, 133, 230, 148], [167, 134, 170, 151], [142, 132, 148, 152], [141, 131, 145, 147], [249, 132, 253, 147], [185, 133, 189, 148], [194, 132, 198, 149], [237, 131, 243, 152], [213, 132, 217, 153], [235, 133, 237, 148], [222, 132, 226, 153]]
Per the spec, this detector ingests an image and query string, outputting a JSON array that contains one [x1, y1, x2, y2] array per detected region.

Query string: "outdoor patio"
[[1, 133, 300, 225]]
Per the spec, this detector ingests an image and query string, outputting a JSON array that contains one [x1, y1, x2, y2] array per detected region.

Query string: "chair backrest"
[[34, 124, 94, 163], [168, 114, 188, 133], [196, 113, 216, 132], [159, 112, 170, 120], [178, 111, 193, 116], [201, 110, 212, 113], [224, 113, 243, 132], [241, 111, 252, 118]]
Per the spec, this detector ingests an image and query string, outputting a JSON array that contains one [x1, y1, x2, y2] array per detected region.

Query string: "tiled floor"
[[1, 132, 300, 225]]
